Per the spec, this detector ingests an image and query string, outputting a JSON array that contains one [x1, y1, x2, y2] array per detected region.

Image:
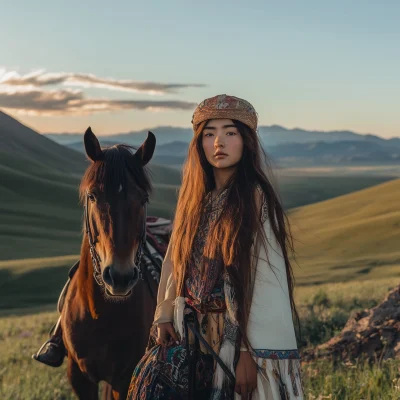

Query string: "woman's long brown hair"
[[171, 119, 301, 348]]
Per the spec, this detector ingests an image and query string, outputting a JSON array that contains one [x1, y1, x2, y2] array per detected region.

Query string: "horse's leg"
[[67, 357, 98, 400], [109, 372, 133, 400]]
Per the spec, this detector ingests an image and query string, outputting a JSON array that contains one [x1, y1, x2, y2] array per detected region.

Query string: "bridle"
[[84, 190, 148, 288]]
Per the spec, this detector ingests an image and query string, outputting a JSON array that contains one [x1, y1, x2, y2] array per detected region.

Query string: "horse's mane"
[[79, 144, 152, 202]]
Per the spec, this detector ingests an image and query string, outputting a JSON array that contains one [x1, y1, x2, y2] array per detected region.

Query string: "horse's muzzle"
[[102, 265, 140, 296]]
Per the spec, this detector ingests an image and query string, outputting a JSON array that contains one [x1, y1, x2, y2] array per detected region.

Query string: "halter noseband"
[[84, 191, 148, 287]]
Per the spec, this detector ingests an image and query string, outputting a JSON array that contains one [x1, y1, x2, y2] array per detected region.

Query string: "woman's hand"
[[235, 351, 258, 398], [156, 322, 179, 346]]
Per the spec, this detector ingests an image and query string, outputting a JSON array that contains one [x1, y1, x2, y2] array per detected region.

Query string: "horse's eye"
[[142, 197, 149, 205], [88, 193, 96, 202]]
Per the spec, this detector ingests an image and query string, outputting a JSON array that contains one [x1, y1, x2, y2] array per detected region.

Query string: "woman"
[[127, 94, 304, 399]]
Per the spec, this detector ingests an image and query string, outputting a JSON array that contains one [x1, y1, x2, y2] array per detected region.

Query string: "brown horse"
[[61, 127, 159, 399]]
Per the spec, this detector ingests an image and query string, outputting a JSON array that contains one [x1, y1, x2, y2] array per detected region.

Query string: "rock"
[[302, 285, 400, 362]]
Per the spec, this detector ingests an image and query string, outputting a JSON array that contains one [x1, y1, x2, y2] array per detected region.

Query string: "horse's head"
[[80, 127, 156, 298]]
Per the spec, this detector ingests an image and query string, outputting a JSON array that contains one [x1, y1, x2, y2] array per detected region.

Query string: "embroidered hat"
[[191, 94, 258, 132]]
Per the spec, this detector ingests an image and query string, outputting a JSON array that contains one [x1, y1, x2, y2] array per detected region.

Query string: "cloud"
[[0, 69, 206, 95], [0, 87, 197, 116]]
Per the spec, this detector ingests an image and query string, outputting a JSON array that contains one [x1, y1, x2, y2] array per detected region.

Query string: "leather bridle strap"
[[134, 202, 148, 278], [84, 191, 148, 287], [84, 193, 103, 286]]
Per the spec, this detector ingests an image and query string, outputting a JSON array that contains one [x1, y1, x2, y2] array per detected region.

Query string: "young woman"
[[127, 94, 304, 399]]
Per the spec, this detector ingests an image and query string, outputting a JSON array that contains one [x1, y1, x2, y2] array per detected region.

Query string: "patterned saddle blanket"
[[141, 216, 172, 284]]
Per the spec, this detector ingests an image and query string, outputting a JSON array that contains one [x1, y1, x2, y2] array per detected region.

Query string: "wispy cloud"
[[0, 68, 206, 95], [0, 87, 197, 116], [0, 68, 201, 116]]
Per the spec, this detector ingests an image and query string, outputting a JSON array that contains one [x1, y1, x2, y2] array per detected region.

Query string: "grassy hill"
[[0, 157, 180, 260], [0, 256, 78, 311], [0, 110, 182, 260], [289, 178, 400, 286], [276, 174, 395, 209], [2, 177, 400, 310], [0, 111, 87, 174]]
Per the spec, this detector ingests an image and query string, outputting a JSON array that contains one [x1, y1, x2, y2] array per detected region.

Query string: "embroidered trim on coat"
[[252, 349, 300, 359]]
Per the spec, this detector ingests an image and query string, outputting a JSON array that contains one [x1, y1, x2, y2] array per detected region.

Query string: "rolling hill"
[[289, 178, 400, 286], [1, 177, 399, 311], [0, 110, 181, 260], [0, 111, 87, 175]]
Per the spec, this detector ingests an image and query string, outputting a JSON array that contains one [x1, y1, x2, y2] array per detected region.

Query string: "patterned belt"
[[185, 295, 226, 314]]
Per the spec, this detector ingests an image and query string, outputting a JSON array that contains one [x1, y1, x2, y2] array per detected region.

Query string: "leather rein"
[[83, 191, 148, 288]]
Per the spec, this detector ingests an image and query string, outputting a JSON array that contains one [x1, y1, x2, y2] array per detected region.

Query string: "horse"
[[61, 127, 160, 399]]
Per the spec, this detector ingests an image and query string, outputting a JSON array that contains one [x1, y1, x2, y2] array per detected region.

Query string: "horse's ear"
[[84, 127, 104, 162], [135, 131, 156, 166]]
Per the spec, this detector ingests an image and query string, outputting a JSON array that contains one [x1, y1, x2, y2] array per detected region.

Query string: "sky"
[[0, 0, 399, 138]]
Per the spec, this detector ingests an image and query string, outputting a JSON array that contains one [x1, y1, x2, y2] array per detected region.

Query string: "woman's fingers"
[[234, 384, 241, 395], [235, 383, 255, 398], [156, 323, 179, 346], [235, 382, 256, 398], [157, 327, 169, 345], [248, 385, 256, 398], [167, 325, 179, 344], [240, 384, 249, 398], [234, 351, 258, 397], [156, 335, 167, 346]]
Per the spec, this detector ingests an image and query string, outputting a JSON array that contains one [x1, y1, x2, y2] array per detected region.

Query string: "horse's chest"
[[67, 317, 134, 357], [62, 288, 153, 385], [66, 317, 137, 381]]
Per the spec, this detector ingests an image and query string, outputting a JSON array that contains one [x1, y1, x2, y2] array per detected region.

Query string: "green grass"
[[1, 277, 400, 399], [289, 178, 400, 286], [0, 310, 74, 400], [0, 256, 78, 310], [302, 358, 400, 399], [0, 149, 181, 260], [276, 174, 395, 209]]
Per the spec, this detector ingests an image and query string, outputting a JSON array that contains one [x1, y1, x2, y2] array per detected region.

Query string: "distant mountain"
[[45, 124, 400, 149], [67, 139, 188, 156], [267, 140, 400, 165], [63, 138, 400, 168], [65, 139, 189, 166], [45, 126, 193, 146]]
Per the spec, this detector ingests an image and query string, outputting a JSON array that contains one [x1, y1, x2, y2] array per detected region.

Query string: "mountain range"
[[46, 125, 400, 167], [45, 125, 400, 147]]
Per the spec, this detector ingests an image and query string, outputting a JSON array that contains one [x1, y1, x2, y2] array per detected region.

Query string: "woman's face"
[[202, 119, 244, 170]]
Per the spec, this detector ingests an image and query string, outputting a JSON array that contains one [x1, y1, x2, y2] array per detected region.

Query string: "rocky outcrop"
[[303, 286, 400, 362]]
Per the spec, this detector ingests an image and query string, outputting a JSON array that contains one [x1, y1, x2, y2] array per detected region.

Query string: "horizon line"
[[1, 108, 398, 140], [42, 124, 400, 140]]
